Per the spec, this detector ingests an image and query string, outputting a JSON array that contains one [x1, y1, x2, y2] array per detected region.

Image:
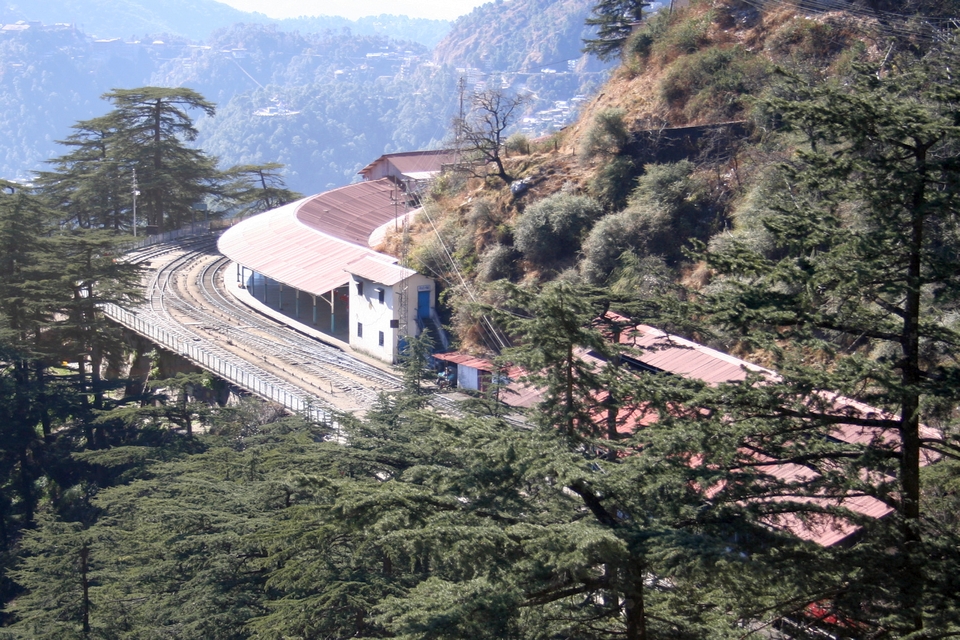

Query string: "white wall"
[[347, 272, 434, 364], [457, 364, 480, 391]]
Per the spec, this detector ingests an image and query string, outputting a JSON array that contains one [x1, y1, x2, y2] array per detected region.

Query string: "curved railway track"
[[120, 233, 405, 415], [109, 232, 478, 422]]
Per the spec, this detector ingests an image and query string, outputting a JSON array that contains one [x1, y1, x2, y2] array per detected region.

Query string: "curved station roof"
[[218, 178, 417, 296]]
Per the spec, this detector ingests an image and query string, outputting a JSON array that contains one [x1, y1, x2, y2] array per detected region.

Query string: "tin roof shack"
[[433, 352, 497, 393], [358, 149, 457, 184], [346, 255, 434, 364]]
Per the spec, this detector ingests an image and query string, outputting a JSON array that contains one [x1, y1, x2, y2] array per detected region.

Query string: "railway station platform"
[[235, 264, 350, 343], [224, 261, 395, 373]]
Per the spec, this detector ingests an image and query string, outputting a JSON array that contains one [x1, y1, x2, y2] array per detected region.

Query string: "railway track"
[[118, 233, 404, 416]]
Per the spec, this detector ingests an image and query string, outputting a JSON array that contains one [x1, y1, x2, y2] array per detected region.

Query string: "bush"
[[632, 161, 716, 252], [581, 161, 720, 281], [580, 108, 630, 160], [580, 204, 667, 284], [626, 10, 672, 61], [588, 155, 637, 211], [504, 132, 531, 156], [651, 11, 713, 61], [478, 243, 520, 282], [765, 16, 849, 63], [660, 45, 770, 121], [514, 193, 604, 267]]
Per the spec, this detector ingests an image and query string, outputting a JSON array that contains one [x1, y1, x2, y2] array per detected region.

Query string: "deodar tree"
[[582, 0, 651, 61], [103, 87, 220, 233], [695, 48, 960, 634]]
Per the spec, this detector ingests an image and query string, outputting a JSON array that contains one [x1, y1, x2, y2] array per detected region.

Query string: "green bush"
[[505, 132, 531, 155], [651, 11, 713, 61], [581, 161, 719, 281], [514, 193, 604, 267], [588, 155, 637, 211], [625, 10, 672, 67], [766, 16, 847, 63], [660, 45, 769, 120], [478, 243, 520, 282], [580, 204, 666, 284], [580, 108, 630, 160]]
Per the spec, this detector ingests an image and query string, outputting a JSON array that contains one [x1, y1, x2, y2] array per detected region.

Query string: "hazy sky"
[[215, 0, 491, 20]]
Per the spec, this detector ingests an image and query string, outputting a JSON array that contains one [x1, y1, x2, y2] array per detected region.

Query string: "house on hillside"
[[358, 149, 457, 186]]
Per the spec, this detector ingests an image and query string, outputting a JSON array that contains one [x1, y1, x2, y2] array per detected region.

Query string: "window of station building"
[[357, 322, 363, 338], [378, 331, 385, 347], [356, 281, 364, 296], [376, 288, 385, 304]]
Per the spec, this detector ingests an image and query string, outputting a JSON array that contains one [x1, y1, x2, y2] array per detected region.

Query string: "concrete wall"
[[348, 272, 434, 364]]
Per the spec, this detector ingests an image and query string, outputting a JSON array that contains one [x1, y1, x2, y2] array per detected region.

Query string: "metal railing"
[[120, 222, 213, 252], [101, 302, 333, 426]]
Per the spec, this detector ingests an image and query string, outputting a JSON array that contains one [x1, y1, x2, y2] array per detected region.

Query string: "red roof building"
[[218, 178, 435, 364], [358, 149, 457, 183]]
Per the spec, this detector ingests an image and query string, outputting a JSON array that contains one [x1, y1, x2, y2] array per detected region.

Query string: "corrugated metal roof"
[[219, 201, 373, 296], [218, 181, 418, 297], [434, 352, 497, 371], [622, 324, 772, 384], [345, 254, 416, 287], [358, 149, 456, 178], [296, 179, 406, 246]]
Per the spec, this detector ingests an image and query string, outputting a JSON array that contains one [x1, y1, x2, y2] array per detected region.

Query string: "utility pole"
[[456, 76, 466, 163], [132, 169, 140, 237]]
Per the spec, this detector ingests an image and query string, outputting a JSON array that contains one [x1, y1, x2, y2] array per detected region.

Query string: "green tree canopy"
[[582, 0, 650, 61]]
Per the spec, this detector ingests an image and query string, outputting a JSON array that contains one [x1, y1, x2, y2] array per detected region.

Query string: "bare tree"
[[455, 89, 525, 185]]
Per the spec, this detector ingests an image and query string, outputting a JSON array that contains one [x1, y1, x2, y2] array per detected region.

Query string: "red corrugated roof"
[[358, 149, 456, 178], [621, 324, 771, 384], [434, 352, 497, 371], [345, 254, 415, 287], [297, 179, 406, 245], [218, 180, 417, 296]]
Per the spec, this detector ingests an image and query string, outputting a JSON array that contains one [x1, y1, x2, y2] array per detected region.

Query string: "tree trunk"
[[80, 543, 91, 635]]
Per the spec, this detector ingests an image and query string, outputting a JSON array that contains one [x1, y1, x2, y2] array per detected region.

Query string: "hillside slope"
[[407, 0, 897, 352], [0, 0, 450, 45], [433, 0, 602, 72]]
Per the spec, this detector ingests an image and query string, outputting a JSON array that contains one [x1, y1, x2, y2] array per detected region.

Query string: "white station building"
[[218, 150, 453, 364]]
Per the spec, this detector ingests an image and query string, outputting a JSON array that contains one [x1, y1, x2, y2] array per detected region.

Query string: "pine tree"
[[221, 163, 303, 219], [35, 116, 129, 232], [582, 0, 650, 61], [686, 48, 960, 634], [101, 87, 220, 233]]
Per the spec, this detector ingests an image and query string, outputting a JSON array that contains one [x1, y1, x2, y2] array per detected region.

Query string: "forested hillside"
[[0, 0, 451, 45], [0, 0, 603, 195], [4, 0, 960, 637]]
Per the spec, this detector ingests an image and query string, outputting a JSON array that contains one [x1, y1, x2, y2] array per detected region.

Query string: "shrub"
[[504, 132, 531, 156], [588, 155, 637, 211], [580, 108, 630, 160], [627, 10, 671, 61], [632, 161, 717, 253], [580, 204, 666, 283], [660, 45, 769, 121], [765, 16, 848, 63], [651, 11, 713, 62], [581, 161, 720, 280], [514, 193, 604, 267], [478, 243, 520, 282]]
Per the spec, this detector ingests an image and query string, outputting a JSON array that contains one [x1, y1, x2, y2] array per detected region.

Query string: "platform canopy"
[[218, 178, 413, 297]]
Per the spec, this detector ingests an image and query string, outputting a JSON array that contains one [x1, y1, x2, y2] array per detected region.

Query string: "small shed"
[[433, 352, 494, 392]]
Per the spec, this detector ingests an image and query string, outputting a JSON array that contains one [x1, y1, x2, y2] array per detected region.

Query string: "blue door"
[[418, 290, 431, 320]]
